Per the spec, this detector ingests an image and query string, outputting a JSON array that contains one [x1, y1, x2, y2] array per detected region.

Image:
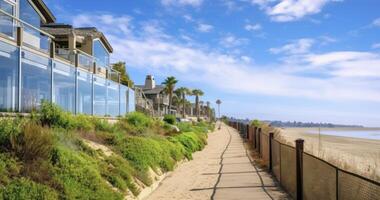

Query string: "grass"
[[0, 102, 215, 199]]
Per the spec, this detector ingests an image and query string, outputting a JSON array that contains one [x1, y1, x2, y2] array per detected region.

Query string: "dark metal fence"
[[227, 121, 380, 200]]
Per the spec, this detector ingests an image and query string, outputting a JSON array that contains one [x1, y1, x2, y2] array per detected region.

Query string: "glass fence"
[[78, 52, 94, 72], [0, 40, 132, 116]]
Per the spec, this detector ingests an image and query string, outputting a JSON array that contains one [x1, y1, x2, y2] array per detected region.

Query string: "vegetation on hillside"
[[0, 102, 214, 199]]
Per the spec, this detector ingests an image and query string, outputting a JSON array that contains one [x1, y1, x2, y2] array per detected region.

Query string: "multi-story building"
[[0, 0, 135, 116], [135, 75, 175, 116]]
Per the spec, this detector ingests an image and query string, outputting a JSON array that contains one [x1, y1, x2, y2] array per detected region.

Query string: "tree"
[[175, 87, 190, 118], [191, 89, 204, 121], [112, 62, 134, 87], [162, 76, 178, 114]]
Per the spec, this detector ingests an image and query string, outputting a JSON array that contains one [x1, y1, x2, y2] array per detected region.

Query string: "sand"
[[145, 123, 289, 200], [278, 128, 380, 182]]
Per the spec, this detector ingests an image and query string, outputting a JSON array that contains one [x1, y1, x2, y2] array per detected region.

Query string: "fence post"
[[269, 132, 274, 172], [258, 128, 261, 156], [246, 124, 249, 139], [253, 127, 257, 149], [296, 139, 304, 200]]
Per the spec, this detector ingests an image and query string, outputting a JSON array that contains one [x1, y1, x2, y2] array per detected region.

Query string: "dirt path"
[[145, 123, 289, 200]]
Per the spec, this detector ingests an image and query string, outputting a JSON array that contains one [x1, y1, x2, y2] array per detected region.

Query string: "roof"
[[32, 0, 56, 23], [135, 85, 166, 95], [41, 25, 114, 53]]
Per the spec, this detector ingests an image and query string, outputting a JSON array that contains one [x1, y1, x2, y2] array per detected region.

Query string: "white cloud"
[[219, 35, 249, 48], [161, 0, 203, 7], [71, 13, 380, 103], [245, 23, 262, 31], [250, 0, 340, 22], [197, 23, 214, 32], [373, 18, 380, 27], [372, 43, 380, 49], [270, 38, 314, 54], [183, 14, 194, 22]]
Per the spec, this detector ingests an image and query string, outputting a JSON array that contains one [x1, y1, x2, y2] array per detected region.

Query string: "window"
[[53, 62, 75, 113], [107, 80, 119, 117], [20, 0, 50, 52], [0, 41, 18, 111], [93, 40, 109, 68], [77, 69, 92, 115], [0, 0, 15, 37], [93, 75, 106, 116], [21, 50, 51, 112], [120, 85, 128, 116]]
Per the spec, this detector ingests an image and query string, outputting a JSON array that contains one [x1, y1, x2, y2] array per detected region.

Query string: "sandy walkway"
[[146, 123, 289, 200]]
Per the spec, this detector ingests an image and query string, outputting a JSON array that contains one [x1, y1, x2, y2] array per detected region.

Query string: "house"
[[135, 75, 176, 116], [0, 0, 134, 116]]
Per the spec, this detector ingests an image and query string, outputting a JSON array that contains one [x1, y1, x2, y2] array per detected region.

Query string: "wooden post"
[[253, 127, 257, 149], [258, 128, 261, 155], [296, 139, 304, 200], [246, 124, 250, 140], [16, 27, 23, 46], [269, 132, 274, 171]]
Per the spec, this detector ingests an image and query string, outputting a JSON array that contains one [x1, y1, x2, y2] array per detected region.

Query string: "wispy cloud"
[[161, 0, 203, 7], [250, 0, 341, 22], [269, 38, 315, 55], [71, 13, 380, 103], [372, 17, 380, 27], [245, 23, 262, 31], [197, 23, 214, 32], [219, 35, 249, 48], [372, 43, 380, 49]]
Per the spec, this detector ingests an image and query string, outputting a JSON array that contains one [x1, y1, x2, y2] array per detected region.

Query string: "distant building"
[[135, 75, 176, 116]]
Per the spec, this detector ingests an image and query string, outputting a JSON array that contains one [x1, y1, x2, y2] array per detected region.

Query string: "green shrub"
[[39, 101, 74, 129], [163, 115, 176, 125], [100, 155, 139, 196], [0, 119, 23, 151], [93, 118, 115, 133], [72, 115, 94, 132], [51, 147, 122, 200], [117, 112, 153, 135], [1, 178, 58, 200], [172, 132, 207, 159], [11, 123, 53, 163], [0, 154, 20, 186]]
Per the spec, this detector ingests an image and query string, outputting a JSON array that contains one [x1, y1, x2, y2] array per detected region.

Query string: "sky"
[[44, 0, 380, 127]]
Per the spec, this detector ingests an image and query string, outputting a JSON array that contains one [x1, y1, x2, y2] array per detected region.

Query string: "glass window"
[[0, 0, 15, 37], [20, 0, 50, 52], [93, 40, 109, 68], [120, 85, 128, 116], [128, 89, 135, 113], [21, 50, 51, 112], [77, 69, 92, 115], [93, 75, 106, 116], [0, 41, 18, 112], [20, 0, 40, 28], [53, 61, 75, 113], [107, 80, 119, 117]]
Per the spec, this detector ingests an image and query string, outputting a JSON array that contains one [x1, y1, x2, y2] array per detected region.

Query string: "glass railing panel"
[[53, 61, 76, 113], [120, 85, 128, 116], [107, 80, 119, 117], [93, 75, 107, 116], [21, 50, 51, 112], [108, 69, 119, 82], [55, 48, 75, 63], [0, 7, 15, 38], [22, 24, 51, 54], [78, 52, 93, 72], [77, 69, 93, 115], [128, 89, 135, 113], [0, 41, 18, 112]]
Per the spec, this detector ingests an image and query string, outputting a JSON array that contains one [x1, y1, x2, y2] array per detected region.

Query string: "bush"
[[163, 115, 176, 125], [39, 101, 74, 129], [0, 154, 21, 186], [1, 178, 58, 200], [11, 122, 53, 163], [117, 112, 153, 135], [0, 119, 23, 151], [51, 147, 122, 200]]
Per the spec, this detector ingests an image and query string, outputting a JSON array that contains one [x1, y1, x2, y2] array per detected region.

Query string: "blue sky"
[[44, 0, 380, 126]]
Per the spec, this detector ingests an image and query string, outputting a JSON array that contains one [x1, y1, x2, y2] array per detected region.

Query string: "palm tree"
[[162, 76, 178, 114], [175, 87, 190, 118], [191, 89, 204, 121]]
